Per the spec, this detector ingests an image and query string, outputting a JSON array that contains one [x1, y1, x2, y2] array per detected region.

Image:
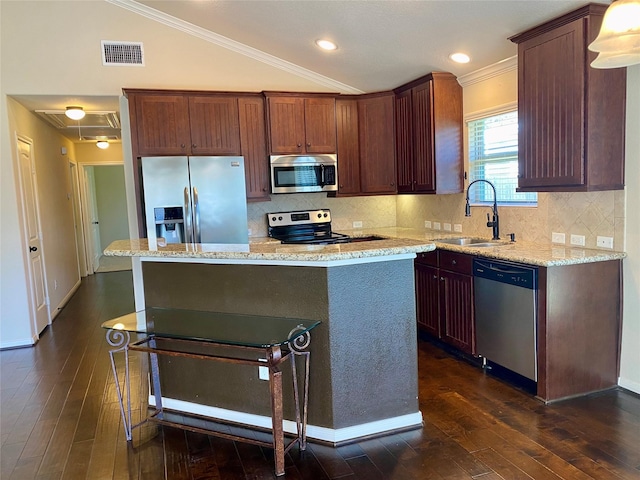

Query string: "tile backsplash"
[[396, 190, 625, 250], [248, 190, 625, 250]]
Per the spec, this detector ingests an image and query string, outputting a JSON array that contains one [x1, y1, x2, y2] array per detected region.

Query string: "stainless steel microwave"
[[270, 154, 338, 194]]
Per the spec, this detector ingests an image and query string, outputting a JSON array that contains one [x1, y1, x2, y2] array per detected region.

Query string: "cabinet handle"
[[297, 143, 302, 148], [180, 143, 186, 148], [192, 144, 197, 149], [432, 275, 438, 279], [452, 260, 457, 265], [262, 187, 268, 192], [391, 182, 395, 186], [440, 277, 444, 281], [307, 142, 311, 148]]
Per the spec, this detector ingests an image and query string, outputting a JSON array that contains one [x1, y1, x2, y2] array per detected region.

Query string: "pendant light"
[[588, 0, 640, 68], [65, 106, 85, 120]]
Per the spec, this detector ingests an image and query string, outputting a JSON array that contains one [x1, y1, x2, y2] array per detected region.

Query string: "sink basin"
[[434, 237, 490, 245], [434, 237, 503, 247]]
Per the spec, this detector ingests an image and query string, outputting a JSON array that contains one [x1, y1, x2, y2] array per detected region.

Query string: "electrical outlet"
[[54, 280, 58, 290], [258, 359, 269, 381], [551, 232, 565, 244], [597, 236, 614, 249], [433, 222, 441, 230], [247, 228, 252, 236], [454, 224, 462, 233], [425, 220, 432, 229], [352, 221, 363, 228], [570, 234, 586, 246], [443, 223, 452, 231]]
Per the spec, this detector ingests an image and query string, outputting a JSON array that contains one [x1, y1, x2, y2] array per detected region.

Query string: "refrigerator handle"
[[193, 187, 201, 243], [184, 187, 192, 243]]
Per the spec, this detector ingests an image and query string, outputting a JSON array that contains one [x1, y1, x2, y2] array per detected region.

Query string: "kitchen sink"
[[434, 237, 503, 247]]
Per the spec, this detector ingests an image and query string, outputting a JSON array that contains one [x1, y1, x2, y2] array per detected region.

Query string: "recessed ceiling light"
[[316, 39, 337, 51], [96, 140, 109, 149], [449, 53, 471, 64]]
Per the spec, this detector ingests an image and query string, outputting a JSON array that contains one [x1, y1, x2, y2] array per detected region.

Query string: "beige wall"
[[75, 142, 124, 164], [94, 166, 130, 251]]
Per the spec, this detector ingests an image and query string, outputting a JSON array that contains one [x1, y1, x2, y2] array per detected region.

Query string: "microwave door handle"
[[320, 164, 325, 186], [184, 187, 192, 243], [193, 186, 201, 243]]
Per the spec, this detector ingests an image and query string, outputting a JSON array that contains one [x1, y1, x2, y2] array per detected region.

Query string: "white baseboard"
[[50, 279, 81, 321], [149, 396, 423, 444], [619, 377, 640, 395]]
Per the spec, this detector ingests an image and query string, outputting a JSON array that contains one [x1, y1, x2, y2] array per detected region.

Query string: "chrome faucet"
[[465, 179, 500, 240]]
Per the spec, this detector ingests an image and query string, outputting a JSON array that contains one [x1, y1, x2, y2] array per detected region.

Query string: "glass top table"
[[101, 307, 321, 348]]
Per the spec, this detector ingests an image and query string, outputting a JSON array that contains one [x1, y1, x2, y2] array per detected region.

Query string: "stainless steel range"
[[267, 209, 351, 244]]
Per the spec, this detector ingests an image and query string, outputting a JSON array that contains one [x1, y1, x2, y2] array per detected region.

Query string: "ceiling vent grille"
[[102, 41, 144, 66]]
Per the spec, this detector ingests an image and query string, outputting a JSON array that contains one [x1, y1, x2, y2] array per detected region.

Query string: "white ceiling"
[[15, 0, 597, 142]]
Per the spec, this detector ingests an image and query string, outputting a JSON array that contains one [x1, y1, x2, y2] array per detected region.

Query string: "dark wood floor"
[[2, 271, 639, 480]]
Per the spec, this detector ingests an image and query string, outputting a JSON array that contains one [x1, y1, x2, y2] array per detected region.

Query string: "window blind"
[[468, 110, 537, 205]]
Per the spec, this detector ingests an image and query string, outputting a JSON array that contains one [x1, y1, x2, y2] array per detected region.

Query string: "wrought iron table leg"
[[148, 336, 163, 418], [106, 328, 132, 440]]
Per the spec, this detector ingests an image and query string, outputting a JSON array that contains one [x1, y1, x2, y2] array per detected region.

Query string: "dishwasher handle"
[[473, 258, 537, 289]]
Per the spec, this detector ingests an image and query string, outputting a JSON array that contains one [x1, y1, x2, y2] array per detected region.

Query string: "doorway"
[[76, 163, 131, 275]]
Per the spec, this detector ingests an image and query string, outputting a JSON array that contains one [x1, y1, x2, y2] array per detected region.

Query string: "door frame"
[[75, 161, 125, 276], [14, 133, 51, 338]]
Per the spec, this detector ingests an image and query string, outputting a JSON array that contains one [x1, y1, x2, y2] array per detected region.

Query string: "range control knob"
[[271, 216, 277, 222], [323, 213, 328, 218], [317, 213, 322, 218], [278, 216, 283, 221]]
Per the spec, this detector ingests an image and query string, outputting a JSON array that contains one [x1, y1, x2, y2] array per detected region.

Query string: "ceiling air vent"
[[101, 41, 144, 66]]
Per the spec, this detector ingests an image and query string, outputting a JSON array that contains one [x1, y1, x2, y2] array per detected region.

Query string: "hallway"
[[1, 271, 639, 479]]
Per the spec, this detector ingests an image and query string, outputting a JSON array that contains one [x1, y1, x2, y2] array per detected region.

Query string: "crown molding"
[[106, 0, 364, 94], [457, 55, 518, 87]]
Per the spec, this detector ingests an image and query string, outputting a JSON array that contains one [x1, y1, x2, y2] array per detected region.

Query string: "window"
[[467, 110, 537, 206]]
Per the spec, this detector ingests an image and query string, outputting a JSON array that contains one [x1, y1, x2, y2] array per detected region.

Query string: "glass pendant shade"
[[588, 0, 640, 68], [65, 106, 85, 120]]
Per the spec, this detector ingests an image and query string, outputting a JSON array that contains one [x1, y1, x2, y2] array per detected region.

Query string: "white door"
[[16, 137, 50, 334]]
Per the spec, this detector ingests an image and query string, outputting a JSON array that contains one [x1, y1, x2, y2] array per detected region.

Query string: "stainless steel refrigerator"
[[141, 156, 249, 245]]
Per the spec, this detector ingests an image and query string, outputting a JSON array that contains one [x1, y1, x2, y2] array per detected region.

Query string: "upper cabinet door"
[[511, 4, 626, 192], [267, 97, 306, 154], [238, 96, 270, 201], [412, 81, 436, 192], [395, 89, 414, 193], [358, 93, 396, 194], [304, 97, 337, 153], [517, 20, 585, 189], [335, 98, 361, 195], [132, 94, 191, 156], [188, 96, 241, 156]]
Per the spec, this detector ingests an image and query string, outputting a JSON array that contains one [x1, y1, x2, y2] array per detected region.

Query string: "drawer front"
[[415, 250, 438, 267], [438, 250, 473, 275]]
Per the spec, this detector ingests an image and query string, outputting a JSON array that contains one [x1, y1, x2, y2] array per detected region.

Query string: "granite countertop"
[[347, 227, 627, 267], [104, 228, 626, 267], [103, 237, 435, 263]]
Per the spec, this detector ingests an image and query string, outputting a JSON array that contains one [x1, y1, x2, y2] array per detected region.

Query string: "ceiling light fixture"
[[96, 140, 109, 149], [65, 106, 85, 120], [449, 52, 471, 64], [588, 0, 640, 68], [316, 39, 337, 51]]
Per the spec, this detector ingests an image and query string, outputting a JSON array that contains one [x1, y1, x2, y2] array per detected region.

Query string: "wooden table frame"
[[105, 327, 312, 476]]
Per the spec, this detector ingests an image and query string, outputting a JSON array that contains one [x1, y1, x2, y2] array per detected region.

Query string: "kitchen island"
[[105, 236, 435, 444]]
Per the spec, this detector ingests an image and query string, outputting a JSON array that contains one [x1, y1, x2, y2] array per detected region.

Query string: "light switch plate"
[[444, 223, 452, 231], [454, 224, 462, 233], [425, 220, 432, 229], [552, 232, 565, 244], [433, 222, 441, 230], [258, 359, 268, 381], [353, 221, 363, 228], [597, 236, 614, 249], [570, 234, 586, 246]]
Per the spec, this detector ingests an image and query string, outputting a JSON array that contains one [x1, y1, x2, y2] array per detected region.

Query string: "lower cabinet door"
[[415, 263, 440, 337], [440, 270, 474, 354]]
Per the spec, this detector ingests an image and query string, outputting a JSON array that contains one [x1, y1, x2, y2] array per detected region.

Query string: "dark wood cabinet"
[[129, 92, 242, 157], [265, 94, 337, 154], [334, 93, 396, 196], [415, 250, 474, 354], [510, 4, 626, 192], [358, 92, 397, 194], [335, 98, 361, 195], [238, 96, 270, 201], [395, 72, 463, 194]]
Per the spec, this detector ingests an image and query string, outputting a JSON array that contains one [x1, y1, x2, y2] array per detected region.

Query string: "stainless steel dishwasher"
[[473, 258, 538, 381]]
